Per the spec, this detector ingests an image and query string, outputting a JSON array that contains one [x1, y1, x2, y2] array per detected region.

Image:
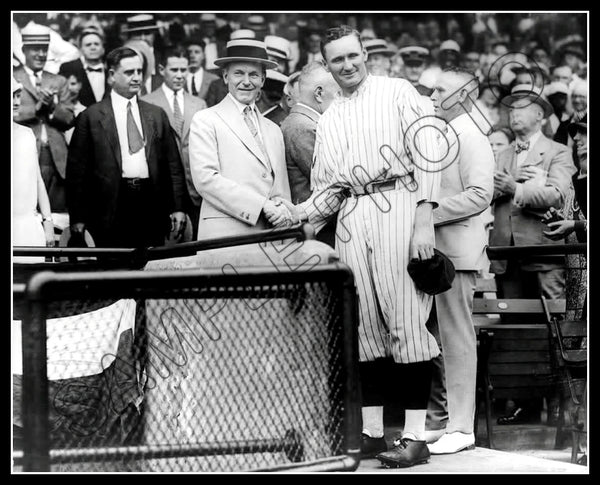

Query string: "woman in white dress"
[[12, 77, 54, 263]]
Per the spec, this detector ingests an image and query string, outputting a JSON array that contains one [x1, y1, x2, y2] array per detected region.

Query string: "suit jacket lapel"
[[154, 89, 176, 136], [14, 67, 39, 101], [215, 95, 269, 169], [98, 98, 122, 169], [182, 93, 195, 140], [523, 134, 550, 167], [138, 100, 156, 161], [291, 103, 320, 124]]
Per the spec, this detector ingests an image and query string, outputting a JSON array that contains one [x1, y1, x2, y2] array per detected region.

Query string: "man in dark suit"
[[66, 47, 186, 248], [143, 46, 207, 240], [59, 28, 110, 107], [185, 37, 219, 101], [13, 23, 74, 213], [280, 61, 339, 247]]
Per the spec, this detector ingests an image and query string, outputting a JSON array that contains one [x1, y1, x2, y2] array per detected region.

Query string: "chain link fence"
[[13, 258, 361, 472]]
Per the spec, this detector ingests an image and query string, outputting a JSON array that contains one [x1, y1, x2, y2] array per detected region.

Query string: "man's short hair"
[[442, 66, 479, 98], [298, 61, 328, 94], [185, 36, 206, 50], [158, 46, 188, 67], [106, 47, 141, 71], [320, 25, 362, 59], [78, 28, 104, 47]]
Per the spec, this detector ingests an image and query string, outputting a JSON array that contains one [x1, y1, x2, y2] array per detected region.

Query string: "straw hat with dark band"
[[21, 24, 51, 45], [214, 39, 278, 69], [124, 14, 160, 33], [502, 83, 554, 118]]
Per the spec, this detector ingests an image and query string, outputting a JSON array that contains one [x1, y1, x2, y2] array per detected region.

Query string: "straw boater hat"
[[398, 42, 430, 64], [502, 83, 554, 118], [124, 14, 160, 33], [264, 35, 291, 61], [230, 29, 256, 41], [21, 23, 51, 46], [12, 77, 23, 93], [363, 39, 396, 57], [214, 39, 278, 69]]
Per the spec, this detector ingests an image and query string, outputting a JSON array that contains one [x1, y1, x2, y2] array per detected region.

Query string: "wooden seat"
[[473, 298, 565, 449]]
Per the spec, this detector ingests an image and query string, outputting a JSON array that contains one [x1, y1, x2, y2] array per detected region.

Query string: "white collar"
[[81, 57, 103, 70], [295, 102, 321, 118], [111, 90, 138, 108], [23, 65, 41, 78], [161, 83, 184, 99], [516, 130, 542, 148], [228, 92, 257, 115], [448, 112, 476, 134]]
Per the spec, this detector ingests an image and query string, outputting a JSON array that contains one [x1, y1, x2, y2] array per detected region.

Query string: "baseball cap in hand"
[[407, 249, 455, 295]]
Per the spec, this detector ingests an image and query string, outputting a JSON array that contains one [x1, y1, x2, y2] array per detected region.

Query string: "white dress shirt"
[[161, 83, 185, 117], [514, 130, 543, 207], [227, 93, 264, 144], [110, 91, 149, 178], [187, 68, 204, 95], [82, 57, 106, 102]]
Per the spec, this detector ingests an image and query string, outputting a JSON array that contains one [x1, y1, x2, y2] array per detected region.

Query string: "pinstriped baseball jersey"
[[299, 74, 442, 363]]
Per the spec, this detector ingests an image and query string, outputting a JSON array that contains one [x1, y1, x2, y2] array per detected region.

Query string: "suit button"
[[246, 215, 250, 220], [262, 173, 267, 178]]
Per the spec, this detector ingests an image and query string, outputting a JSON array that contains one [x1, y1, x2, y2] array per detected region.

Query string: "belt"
[[122, 177, 150, 189], [343, 174, 417, 197]]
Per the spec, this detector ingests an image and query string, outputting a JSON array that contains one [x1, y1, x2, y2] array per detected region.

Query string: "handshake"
[[263, 197, 305, 228]]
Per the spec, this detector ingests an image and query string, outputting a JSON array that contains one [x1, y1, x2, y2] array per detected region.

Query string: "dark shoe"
[[360, 433, 387, 459], [577, 454, 587, 466], [497, 407, 526, 425], [376, 437, 430, 468]]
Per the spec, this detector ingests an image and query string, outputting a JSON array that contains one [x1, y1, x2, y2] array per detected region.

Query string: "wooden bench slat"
[[472, 298, 565, 314]]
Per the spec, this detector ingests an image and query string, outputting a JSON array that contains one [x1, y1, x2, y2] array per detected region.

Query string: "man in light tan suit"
[[143, 46, 207, 240], [188, 39, 292, 239], [426, 67, 495, 454]]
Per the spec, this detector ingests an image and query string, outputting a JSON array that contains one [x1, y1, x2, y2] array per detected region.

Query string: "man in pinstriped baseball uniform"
[[270, 26, 442, 468]]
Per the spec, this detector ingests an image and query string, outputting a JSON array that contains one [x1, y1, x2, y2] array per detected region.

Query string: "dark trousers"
[[39, 144, 66, 212], [360, 358, 434, 410], [98, 179, 166, 248]]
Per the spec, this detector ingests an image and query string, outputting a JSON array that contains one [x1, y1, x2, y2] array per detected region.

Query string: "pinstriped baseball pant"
[[335, 190, 441, 364]]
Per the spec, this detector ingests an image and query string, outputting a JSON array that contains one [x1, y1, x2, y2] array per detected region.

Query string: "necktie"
[[127, 101, 145, 154], [515, 140, 530, 154], [191, 75, 198, 96], [172, 91, 184, 137], [243, 105, 269, 161], [34, 72, 42, 91], [86, 66, 103, 73]]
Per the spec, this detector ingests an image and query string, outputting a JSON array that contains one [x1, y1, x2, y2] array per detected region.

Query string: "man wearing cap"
[[272, 25, 442, 468], [66, 46, 186, 248], [188, 39, 291, 239], [438, 40, 461, 69], [124, 14, 162, 96], [260, 70, 290, 126], [364, 39, 395, 77], [185, 36, 219, 100], [13, 23, 74, 214], [265, 35, 292, 75], [398, 43, 430, 87], [280, 61, 339, 247], [59, 28, 109, 107], [425, 67, 495, 454], [491, 83, 576, 301], [143, 46, 207, 241]]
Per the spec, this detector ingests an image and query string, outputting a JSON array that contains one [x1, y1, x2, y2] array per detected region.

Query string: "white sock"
[[362, 406, 384, 438], [403, 409, 426, 441]]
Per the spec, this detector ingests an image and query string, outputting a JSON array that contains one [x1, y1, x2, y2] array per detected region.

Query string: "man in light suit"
[[280, 61, 339, 247], [490, 84, 576, 300], [13, 24, 74, 213], [426, 67, 495, 454], [59, 28, 110, 107], [66, 47, 186, 248], [143, 46, 207, 240], [188, 39, 292, 239]]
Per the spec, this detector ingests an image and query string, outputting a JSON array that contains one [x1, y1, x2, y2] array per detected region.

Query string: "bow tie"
[[86, 66, 103, 73], [515, 140, 530, 154]]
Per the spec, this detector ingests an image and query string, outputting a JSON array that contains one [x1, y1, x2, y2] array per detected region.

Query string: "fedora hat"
[[363, 39, 396, 57], [265, 35, 291, 61], [21, 24, 51, 46], [214, 39, 278, 69], [407, 249, 456, 296], [124, 14, 159, 33], [502, 83, 554, 118]]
